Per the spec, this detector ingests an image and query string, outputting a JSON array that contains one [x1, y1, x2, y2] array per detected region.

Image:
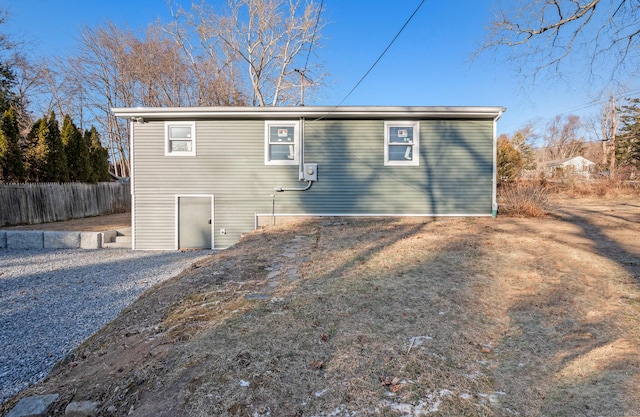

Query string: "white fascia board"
[[112, 106, 506, 120], [255, 213, 493, 218]]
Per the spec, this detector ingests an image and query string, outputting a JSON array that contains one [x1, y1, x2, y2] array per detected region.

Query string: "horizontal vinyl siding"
[[284, 119, 493, 215], [133, 120, 303, 249], [132, 118, 495, 249]]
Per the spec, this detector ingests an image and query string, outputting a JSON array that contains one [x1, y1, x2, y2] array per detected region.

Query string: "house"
[[542, 156, 596, 178], [112, 106, 505, 250]]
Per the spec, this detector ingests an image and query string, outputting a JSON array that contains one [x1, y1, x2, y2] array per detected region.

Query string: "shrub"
[[498, 183, 553, 217], [497, 136, 524, 184]]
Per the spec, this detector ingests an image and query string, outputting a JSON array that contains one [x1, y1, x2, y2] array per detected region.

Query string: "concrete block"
[[7, 231, 44, 249], [65, 400, 100, 417], [101, 230, 117, 244], [44, 231, 81, 249], [80, 232, 102, 249], [0, 231, 6, 248], [6, 393, 59, 417]]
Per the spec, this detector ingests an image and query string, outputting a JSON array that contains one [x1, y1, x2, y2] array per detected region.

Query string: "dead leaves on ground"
[[380, 375, 402, 393]]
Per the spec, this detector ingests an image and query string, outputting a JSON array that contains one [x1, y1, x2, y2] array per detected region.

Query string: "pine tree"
[[61, 115, 92, 182], [45, 112, 69, 182], [616, 98, 640, 170], [85, 126, 111, 182], [24, 112, 69, 182], [0, 107, 24, 182], [0, 61, 17, 115], [24, 117, 47, 181]]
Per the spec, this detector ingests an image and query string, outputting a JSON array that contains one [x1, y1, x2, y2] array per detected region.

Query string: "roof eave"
[[112, 106, 506, 120]]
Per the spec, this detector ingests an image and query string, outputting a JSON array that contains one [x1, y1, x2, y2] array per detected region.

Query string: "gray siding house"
[[112, 106, 505, 250]]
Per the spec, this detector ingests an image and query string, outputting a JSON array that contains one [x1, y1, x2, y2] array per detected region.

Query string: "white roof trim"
[[112, 105, 505, 120]]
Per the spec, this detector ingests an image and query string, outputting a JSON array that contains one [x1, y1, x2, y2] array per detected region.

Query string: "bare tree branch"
[[478, 0, 640, 86], [175, 0, 324, 106]]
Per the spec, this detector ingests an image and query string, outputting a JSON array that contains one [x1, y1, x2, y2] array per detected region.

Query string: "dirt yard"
[[2, 197, 639, 416], [2, 212, 131, 232]]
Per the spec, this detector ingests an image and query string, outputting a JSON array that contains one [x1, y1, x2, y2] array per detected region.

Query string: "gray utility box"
[[302, 163, 318, 182]]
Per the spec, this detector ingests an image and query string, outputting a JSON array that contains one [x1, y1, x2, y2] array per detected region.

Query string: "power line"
[[501, 87, 640, 132], [312, 0, 426, 121], [303, 0, 323, 72], [336, 0, 425, 107]]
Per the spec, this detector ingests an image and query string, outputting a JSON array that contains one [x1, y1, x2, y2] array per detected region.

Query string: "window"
[[165, 122, 196, 156], [265, 120, 300, 165], [384, 121, 419, 166]]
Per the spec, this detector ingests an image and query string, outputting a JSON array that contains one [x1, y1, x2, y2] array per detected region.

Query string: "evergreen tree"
[[0, 61, 16, 115], [497, 135, 524, 184], [24, 112, 69, 182], [44, 112, 68, 182], [24, 117, 47, 181], [0, 107, 24, 182], [61, 115, 92, 182], [85, 126, 111, 182], [617, 98, 640, 170]]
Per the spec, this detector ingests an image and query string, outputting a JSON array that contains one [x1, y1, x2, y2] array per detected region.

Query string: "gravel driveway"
[[0, 248, 210, 406]]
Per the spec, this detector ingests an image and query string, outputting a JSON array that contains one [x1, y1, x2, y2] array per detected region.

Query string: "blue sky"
[[3, 0, 638, 137]]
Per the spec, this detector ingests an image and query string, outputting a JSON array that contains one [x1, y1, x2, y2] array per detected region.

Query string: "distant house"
[[542, 156, 596, 178], [112, 106, 505, 250]]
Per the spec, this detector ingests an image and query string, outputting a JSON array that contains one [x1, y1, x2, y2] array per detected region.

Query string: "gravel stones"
[[0, 248, 210, 406]]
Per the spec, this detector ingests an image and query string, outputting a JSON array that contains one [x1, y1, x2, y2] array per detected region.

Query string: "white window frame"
[[265, 120, 300, 165], [165, 121, 196, 156], [384, 121, 420, 166]]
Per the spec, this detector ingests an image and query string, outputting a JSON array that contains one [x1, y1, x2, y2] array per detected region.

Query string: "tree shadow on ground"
[[490, 201, 640, 416]]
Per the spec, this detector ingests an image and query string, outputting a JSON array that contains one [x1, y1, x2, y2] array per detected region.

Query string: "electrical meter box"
[[302, 163, 318, 181]]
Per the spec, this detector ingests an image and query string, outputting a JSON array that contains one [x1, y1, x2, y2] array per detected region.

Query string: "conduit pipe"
[[274, 180, 313, 192], [274, 117, 316, 192]]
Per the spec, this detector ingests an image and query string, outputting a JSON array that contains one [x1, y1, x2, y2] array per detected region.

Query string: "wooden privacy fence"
[[0, 182, 131, 227]]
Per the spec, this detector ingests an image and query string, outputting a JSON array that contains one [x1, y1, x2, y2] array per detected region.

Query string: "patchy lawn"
[[2, 198, 640, 417]]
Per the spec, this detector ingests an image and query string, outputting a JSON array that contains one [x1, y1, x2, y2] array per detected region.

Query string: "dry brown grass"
[[498, 182, 553, 217], [557, 177, 640, 199], [3, 200, 640, 417]]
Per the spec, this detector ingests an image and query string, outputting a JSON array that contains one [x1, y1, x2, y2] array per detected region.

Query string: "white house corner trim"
[[130, 120, 136, 250], [492, 113, 501, 217]]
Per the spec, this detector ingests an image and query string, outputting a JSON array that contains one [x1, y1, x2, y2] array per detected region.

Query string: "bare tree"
[[67, 22, 135, 177], [479, 0, 640, 84], [38, 1, 325, 177], [49, 20, 245, 177], [161, 8, 246, 106], [585, 103, 613, 167], [171, 0, 325, 106], [510, 125, 538, 170], [543, 115, 586, 161]]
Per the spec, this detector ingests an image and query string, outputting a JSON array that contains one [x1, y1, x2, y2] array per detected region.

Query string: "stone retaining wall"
[[0, 231, 104, 249]]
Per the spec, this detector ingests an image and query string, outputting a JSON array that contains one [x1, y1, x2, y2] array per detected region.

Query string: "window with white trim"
[[165, 122, 196, 156], [384, 121, 419, 166], [265, 120, 299, 165]]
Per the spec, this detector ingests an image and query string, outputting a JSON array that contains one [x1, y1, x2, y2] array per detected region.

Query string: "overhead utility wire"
[[313, 0, 426, 120], [338, 0, 425, 106], [302, 1, 428, 193], [501, 87, 640, 132], [295, 0, 324, 105], [303, 0, 323, 72]]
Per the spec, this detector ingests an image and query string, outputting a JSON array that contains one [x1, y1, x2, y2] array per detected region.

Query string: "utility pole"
[[294, 69, 305, 106], [610, 96, 617, 178]]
